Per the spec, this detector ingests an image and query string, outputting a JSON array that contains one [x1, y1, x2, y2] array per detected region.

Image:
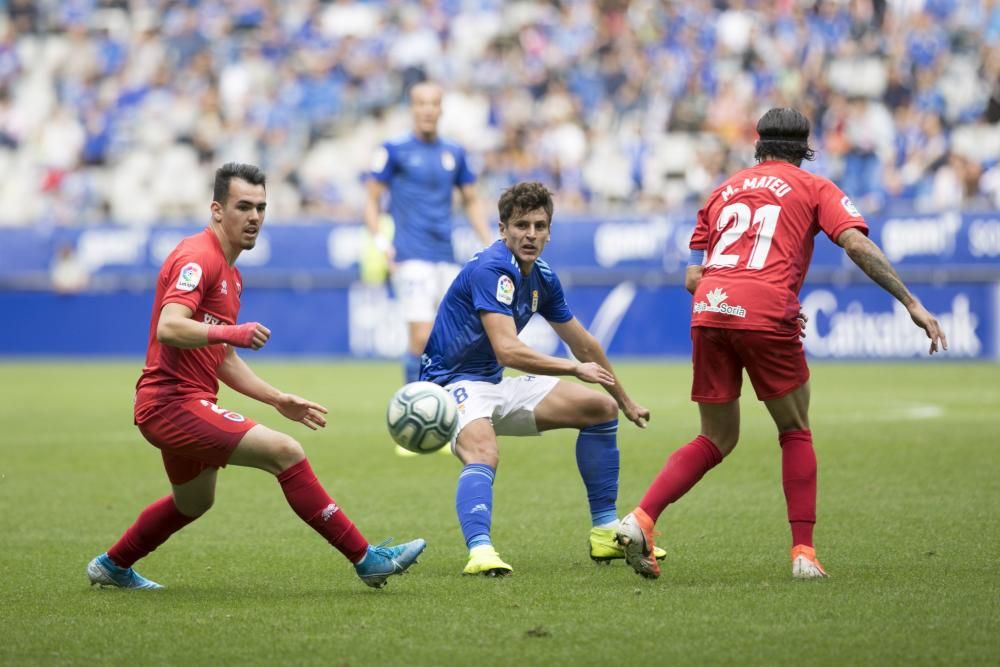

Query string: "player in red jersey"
[[87, 163, 425, 590], [616, 108, 947, 579]]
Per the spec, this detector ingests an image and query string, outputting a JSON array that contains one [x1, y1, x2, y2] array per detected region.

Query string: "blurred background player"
[[420, 181, 658, 576], [366, 80, 492, 457], [87, 163, 425, 590], [616, 108, 947, 580], [365, 80, 493, 394]]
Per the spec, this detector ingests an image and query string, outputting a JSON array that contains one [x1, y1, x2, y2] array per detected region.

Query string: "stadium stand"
[[0, 0, 996, 226]]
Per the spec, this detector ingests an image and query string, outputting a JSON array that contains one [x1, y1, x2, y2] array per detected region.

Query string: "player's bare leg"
[[455, 417, 500, 468], [534, 381, 617, 431], [170, 467, 218, 518], [697, 400, 741, 456], [763, 382, 826, 578], [455, 419, 511, 576], [763, 381, 811, 433], [227, 424, 305, 474]]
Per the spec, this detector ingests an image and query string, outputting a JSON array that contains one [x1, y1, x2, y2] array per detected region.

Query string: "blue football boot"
[[87, 553, 164, 590], [354, 538, 426, 588]]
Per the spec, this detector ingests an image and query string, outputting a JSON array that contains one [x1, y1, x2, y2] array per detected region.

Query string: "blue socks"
[[404, 353, 422, 383], [455, 420, 617, 549], [456, 463, 495, 549], [576, 419, 620, 526]]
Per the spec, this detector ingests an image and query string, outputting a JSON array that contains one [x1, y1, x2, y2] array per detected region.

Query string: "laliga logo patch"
[[841, 196, 861, 217], [176, 262, 203, 291], [441, 150, 455, 171], [531, 290, 539, 312], [496, 274, 514, 305]]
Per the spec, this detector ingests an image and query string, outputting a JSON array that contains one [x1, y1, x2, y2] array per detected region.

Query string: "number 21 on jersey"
[[706, 203, 782, 270]]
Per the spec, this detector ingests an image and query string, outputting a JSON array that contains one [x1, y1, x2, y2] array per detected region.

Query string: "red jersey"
[[135, 228, 244, 422], [689, 160, 868, 334]]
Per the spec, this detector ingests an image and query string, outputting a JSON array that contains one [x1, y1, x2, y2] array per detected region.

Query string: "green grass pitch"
[[1, 360, 997, 666]]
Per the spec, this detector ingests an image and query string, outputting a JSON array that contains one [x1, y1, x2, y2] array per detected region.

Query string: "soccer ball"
[[386, 381, 458, 453]]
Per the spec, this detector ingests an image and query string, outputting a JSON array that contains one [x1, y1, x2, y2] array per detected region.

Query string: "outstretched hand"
[[274, 392, 329, 430], [574, 361, 615, 386], [907, 301, 948, 355], [620, 398, 651, 429]]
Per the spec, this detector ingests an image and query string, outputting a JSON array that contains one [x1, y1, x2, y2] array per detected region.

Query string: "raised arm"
[[837, 228, 947, 354], [459, 183, 493, 247], [217, 346, 328, 430], [480, 311, 614, 385], [157, 303, 269, 350], [549, 317, 650, 428]]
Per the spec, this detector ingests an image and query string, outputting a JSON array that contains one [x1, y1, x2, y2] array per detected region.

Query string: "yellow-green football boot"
[[463, 545, 513, 577], [589, 525, 666, 564]]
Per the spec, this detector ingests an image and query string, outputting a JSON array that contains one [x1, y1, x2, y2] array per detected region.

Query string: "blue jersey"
[[371, 133, 476, 263], [421, 240, 574, 386]]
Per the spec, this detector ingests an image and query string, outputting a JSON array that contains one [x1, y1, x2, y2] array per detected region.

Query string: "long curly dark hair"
[[753, 108, 817, 164]]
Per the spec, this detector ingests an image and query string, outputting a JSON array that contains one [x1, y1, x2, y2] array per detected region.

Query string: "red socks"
[[107, 496, 196, 568], [106, 460, 369, 569], [277, 459, 369, 563], [780, 429, 817, 547], [639, 435, 723, 522], [635, 430, 818, 548]]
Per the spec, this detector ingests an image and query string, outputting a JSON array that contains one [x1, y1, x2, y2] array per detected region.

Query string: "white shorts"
[[445, 375, 560, 451], [391, 259, 461, 323]]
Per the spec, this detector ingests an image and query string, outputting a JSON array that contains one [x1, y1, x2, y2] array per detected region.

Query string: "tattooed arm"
[[837, 228, 948, 354], [838, 229, 913, 303]]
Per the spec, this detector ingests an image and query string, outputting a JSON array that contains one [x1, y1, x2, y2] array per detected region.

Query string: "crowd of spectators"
[[0, 0, 998, 226]]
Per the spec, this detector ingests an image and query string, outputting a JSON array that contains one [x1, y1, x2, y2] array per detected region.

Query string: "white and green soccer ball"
[[386, 381, 458, 453]]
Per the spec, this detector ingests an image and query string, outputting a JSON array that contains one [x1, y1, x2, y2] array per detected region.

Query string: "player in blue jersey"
[[421, 181, 660, 576], [365, 81, 492, 389]]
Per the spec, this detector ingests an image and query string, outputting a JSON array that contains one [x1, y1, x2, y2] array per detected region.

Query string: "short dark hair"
[[498, 182, 554, 225], [408, 80, 441, 102], [213, 162, 266, 205], [753, 107, 816, 164]]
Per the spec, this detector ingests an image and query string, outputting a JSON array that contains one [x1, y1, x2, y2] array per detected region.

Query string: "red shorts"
[[691, 326, 809, 403], [136, 398, 256, 485]]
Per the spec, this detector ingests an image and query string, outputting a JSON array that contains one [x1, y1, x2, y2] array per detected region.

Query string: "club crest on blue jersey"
[[441, 151, 455, 171]]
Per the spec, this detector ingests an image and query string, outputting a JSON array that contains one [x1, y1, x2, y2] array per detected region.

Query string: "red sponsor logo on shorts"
[[199, 399, 246, 422]]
